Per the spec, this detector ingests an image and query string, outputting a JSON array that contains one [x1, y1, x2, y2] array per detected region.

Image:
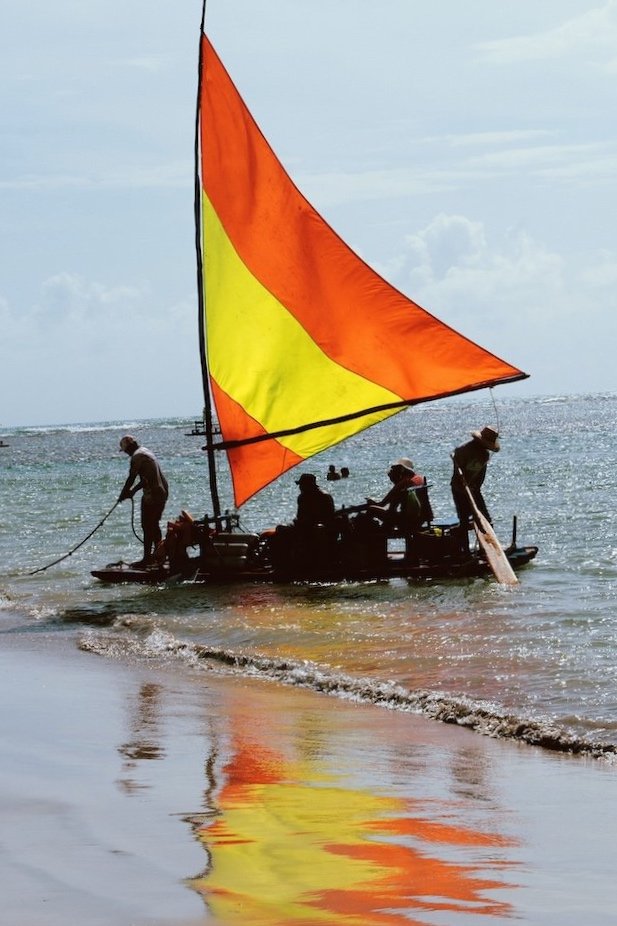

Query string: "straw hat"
[[471, 427, 500, 452], [392, 458, 414, 471]]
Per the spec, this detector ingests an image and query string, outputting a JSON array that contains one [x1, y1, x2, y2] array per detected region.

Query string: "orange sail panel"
[[198, 36, 527, 507]]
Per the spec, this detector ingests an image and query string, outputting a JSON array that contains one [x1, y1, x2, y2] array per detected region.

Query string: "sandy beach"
[[0, 635, 208, 926], [1, 631, 615, 926]]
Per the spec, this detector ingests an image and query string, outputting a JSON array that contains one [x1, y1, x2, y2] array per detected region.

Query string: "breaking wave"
[[79, 628, 617, 761], [12, 417, 186, 436]]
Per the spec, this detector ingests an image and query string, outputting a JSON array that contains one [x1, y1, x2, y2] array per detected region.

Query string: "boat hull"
[[91, 541, 538, 586], [90, 562, 172, 584]]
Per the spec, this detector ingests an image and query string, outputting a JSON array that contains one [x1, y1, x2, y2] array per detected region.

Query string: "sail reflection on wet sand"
[[190, 732, 519, 925]]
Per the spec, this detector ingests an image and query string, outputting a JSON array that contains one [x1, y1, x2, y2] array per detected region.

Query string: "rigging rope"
[[489, 386, 501, 432], [27, 498, 122, 576]]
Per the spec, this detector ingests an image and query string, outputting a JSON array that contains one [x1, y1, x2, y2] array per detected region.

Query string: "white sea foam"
[[78, 629, 617, 760]]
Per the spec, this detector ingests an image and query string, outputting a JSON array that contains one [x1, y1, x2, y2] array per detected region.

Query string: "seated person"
[[295, 473, 336, 531], [366, 458, 433, 533], [266, 473, 336, 569]]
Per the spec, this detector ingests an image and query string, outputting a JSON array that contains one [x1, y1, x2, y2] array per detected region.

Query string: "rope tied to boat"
[[129, 495, 143, 544], [27, 496, 139, 576]]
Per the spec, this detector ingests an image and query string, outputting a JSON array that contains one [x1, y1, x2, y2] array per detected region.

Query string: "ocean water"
[[1, 391, 616, 759]]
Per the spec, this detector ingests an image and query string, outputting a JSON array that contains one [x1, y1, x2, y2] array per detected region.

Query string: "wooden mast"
[[194, 0, 222, 523]]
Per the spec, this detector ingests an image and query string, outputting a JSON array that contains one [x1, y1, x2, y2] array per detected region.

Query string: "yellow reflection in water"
[[191, 738, 517, 926]]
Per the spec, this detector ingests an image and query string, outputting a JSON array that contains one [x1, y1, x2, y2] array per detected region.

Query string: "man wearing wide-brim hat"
[[470, 427, 500, 452], [451, 426, 500, 543], [366, 458, 433, 531]]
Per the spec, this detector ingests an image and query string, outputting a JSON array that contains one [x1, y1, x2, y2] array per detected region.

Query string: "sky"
[[1, 0, 616, 426]]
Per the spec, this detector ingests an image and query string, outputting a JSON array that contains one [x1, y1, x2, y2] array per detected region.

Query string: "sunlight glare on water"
[[2, 393, 617, 754]]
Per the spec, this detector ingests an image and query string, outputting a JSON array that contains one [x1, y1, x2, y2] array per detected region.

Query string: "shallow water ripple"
[[2, 394, 617, 756]]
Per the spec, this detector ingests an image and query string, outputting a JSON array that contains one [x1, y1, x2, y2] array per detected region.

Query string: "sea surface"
[[1, 391, 617, 759]]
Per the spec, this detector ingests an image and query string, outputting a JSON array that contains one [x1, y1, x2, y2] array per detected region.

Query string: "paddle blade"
[[471, 509, 519, 586]]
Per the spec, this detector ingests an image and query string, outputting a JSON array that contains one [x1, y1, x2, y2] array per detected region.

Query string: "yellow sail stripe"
[[203, 193, 404, 460]]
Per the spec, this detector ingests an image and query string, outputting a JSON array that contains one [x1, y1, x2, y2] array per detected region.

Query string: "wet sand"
[[0, 633, 615, 926]]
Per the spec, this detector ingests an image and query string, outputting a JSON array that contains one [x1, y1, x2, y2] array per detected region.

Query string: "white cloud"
[[477, 1, 617, 66], [579, 251, 617, 287], [114, 55, 171, 73], [38, 273, 146, 322], [466, 142, 617, 186], [0, 161, 191, 192], [383, 213, 617, 391], [396, 214, 565, 321], [298, 136, 617, 210], [467, 142, 604, 171], [0, 274, 201, 425], [2, 1, 616, 418], [443, 130, 554, 149], [298, 167, 455, 207]]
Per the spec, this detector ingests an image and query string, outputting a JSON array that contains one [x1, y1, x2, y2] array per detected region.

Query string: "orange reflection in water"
[[191, 740, 518, 926]]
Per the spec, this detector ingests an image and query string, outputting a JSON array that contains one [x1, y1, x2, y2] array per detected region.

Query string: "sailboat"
[[92, 19, 537, 586]]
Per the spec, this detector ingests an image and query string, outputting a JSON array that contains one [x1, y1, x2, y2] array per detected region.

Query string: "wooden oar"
[[453, 460, 518, 586]]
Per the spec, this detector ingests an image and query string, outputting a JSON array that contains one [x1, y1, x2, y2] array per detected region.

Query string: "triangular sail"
[[198, 36, 527, 507]]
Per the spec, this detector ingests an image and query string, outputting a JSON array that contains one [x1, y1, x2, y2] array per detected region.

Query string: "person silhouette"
[[451, 426, 500, 528], [118, 435, 169, 567]]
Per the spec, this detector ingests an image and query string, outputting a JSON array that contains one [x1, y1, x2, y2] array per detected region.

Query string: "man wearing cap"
[[451, 426, 500, 531], [367, 458, 433, 531], [266, 472, 335, 571], [295, 473, 335, 530], [118, 435, 169, 567]]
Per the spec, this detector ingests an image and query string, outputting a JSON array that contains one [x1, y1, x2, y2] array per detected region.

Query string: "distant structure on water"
[[185, 413, 221, 438]]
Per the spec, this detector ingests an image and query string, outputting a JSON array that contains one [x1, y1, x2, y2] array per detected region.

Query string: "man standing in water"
[[451, 426, 500, 529], [118, 435, 169, 567]]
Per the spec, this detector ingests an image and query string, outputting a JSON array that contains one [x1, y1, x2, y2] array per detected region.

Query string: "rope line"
[[129, 495, 143, 543], [489, 386, 501, 432], [27, 499, 121, 576]]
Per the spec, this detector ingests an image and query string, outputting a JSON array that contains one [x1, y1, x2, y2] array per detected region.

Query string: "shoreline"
[[1, 630, 615, 925]]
